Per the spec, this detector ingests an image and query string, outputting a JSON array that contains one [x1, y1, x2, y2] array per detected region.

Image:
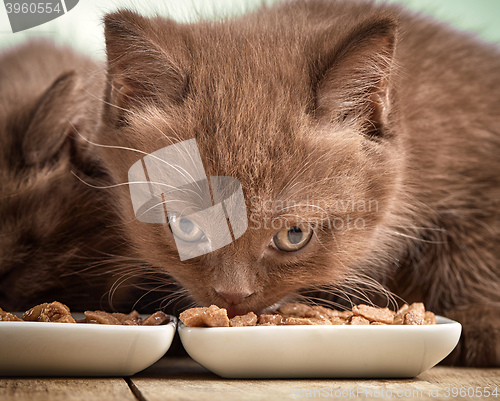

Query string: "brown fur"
[[101, 0, 496, 366], [0, 41, 145, 311]]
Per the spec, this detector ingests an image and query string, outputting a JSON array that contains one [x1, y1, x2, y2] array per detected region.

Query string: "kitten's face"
[[101, 8, 401, 315]]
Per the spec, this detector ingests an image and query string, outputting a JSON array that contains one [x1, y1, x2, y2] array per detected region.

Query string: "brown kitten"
[[97, 0, 499, 366], [0, 40, 145, 311]]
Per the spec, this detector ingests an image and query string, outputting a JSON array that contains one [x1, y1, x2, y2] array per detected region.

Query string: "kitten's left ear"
[[314, 17, 397, 137]]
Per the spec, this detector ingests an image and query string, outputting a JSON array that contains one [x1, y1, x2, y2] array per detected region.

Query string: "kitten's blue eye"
[[168, 215, 204, 242], [273, 225, 313, 252]]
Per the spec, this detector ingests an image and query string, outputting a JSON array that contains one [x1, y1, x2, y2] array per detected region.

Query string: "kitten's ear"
[[104, 10, 189, 121], [315, 17, 397, 137], [22, 71, 88, 166]]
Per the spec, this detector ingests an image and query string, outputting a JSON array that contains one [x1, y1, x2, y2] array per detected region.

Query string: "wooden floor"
[[1, 357, 499, 401]]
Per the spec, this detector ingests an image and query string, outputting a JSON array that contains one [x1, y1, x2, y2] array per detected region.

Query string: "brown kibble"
[[178, 301, 437, 327], [310, 318, 332, 325], [23, 301, 76, 323], [22, 303, 49, 321], [330, 316, 348, 325], [179, 305, 229, 327], [403, 303, 426, 325], [178, 308, 205, 327], [142, 311, 170, 326], [55, 315, 77, 323], [404, 311, 424, 325], [393, 304, 409, 325], [424, 311, 437, 325], [230, 312, 258, 327], [408, 302, 426, 314], [305, 305, 343, 319], [84, 310, 122, 325], [2, 303, 170, 326], [8, 299, 438, 328], [337, 310, 354, 320], [285, 317, 332, 325], [43, 302, 76, 323], [278, 303, 312, 317], [352, 304, 395, 324], [284, 317, 315, 325], [258, 314, 285, 325], [350, 316, 371, 325], [0, 307, 22, 321], [112, 310, 142, 325], [198, 305, 229, 327]]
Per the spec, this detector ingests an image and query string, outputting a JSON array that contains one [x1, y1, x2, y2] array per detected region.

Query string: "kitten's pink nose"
[[215, 290, 253, 305]]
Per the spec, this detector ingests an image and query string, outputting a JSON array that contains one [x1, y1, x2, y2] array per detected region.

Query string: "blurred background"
[[0, 0, 499, 61]]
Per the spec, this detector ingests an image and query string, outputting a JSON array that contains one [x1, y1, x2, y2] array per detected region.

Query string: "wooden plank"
[[0, 378, 136, 401], [1, 359, 498, 401], [131, 357, 500, 401], [418, 367, 500, 400]]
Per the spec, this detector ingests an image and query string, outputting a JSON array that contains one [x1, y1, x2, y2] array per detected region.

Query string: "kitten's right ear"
[[104, 10, 189, 122]]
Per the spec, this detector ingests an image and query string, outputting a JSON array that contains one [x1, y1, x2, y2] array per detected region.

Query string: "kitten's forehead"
[[189, 23, 311, 104], [125, 15, 367, 210], [169, 26, 315, 189]]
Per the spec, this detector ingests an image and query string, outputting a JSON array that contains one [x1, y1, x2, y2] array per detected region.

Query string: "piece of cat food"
[[403, 302, 426, 325], [230, 312, 258, 327], [337, 311, 354, 320], [330, 316, 348, 325], [280, 303, 354, 320], [352, 304, 395, 324], [393, 303, 435, 325], [424, 310, 437, 325], [22, 301, 76, 323], [393, 304, 409, 325], [83, 309, 169, 326], [305, 305, 343, 320], [179, 305, 230, 327], [350, 315, 371, 325], [258, 314, 285, 325], [284, 317, 315, 325], [179, 301, 437, 327], [142, 311, 170, 326], [0, 303, 170, 326], [0, 307, 22, 321], [84, 310, 123, 325], [278, 302, 312, 317], [284, 316, 332, 325], [111, 310, 142, 325]]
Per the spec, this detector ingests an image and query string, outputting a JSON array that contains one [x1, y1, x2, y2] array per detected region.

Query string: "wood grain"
[[0, 378, 135, 401], [1, 358, 498, 401], [130, 358, 500, 401]]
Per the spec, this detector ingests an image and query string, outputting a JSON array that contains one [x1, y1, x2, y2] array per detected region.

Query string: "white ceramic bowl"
[[0, 314, 176, 376], [178, 316, 461, 378]]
